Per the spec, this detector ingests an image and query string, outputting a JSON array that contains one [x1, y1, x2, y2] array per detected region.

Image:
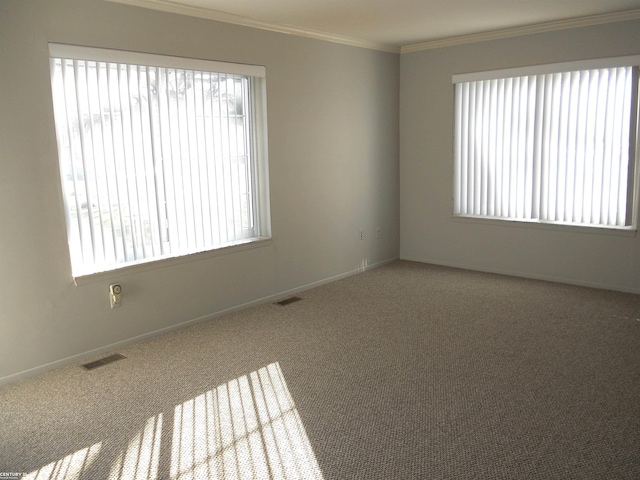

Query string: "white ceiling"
[[111, 0, 640, 52]]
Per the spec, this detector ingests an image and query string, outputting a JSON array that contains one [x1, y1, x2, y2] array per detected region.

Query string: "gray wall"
[[400, 20, 640, 293], [0, 0, 400, 383], [3, 0, 638, 385]]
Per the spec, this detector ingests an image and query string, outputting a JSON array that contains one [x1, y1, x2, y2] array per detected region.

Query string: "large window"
[[49, 44, 270, 277], [453, 57, 639, 230]]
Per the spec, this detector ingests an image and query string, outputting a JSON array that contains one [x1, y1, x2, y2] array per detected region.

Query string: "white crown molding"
[[105, 0, 401, 53], [401, 9, 640, 53], [105, 1, 640, 55]]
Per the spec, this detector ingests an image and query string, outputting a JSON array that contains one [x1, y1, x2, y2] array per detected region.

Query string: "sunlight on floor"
[[108, 414, 163, 480], [170, 362, 324, 480], [357, 257, 370, 273], [23, 362, 324, 480], [23, 443, 102, 480]]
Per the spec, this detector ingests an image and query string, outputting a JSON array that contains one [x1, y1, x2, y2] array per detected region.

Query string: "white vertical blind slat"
[[216, 74, 229, 243], [83, 61, 104, 263], [247, 79, 256, 234], [71, 60, 97, 265], [488, 78, 498, 217], [473, 81, 482, 214], [595, 70, 608, 224], [480, 79, 489, 215], [120, 63, 141, 261], [236, 77, 248, 235], [499, 78, 510, 218], [173, 69, 188, 250], [511, 77, 527, 218], [199, 72, 213, 247], [180, 70, 191, 248], [191, 71, 205, 249], [524, 76, 536, 220], [613, 68, 632, 226], [146, 66, 167, 257], [459, 83, 468, 214], [58, 61, 84, 265], [136, 65, 157, 257], [539, 75, 551, 221], [233, 76, 247, 237], [467, 81, 476, 214], [581, 71, 596, 224], [556, 73, 568, 222], [158, 67, 175, 254], [453, 83, 462, 214], [106, 63, 126, 262], [225, 75, 239, 238], [510, 77, 521, 218], [184, 70, 196, 246], [229, 76, 239, 237], [532, 75, 545, 220], [564, 71, 577, 223], [619, 68, 635, 226], [572, 71, 588, 223], [205, 73, 220, 244], [624, 67, 639, 226], [95, 62, 117, 263], [459, 83, 469, 214], [601, 68, 615, 225], [113, 64, 130, 260], [548, 73, 561, 221], [130, 65, 149, 258]]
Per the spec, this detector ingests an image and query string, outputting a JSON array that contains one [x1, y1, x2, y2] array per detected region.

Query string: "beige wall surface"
[[0, 0, 400, 383], [400, 20, 640, 294]]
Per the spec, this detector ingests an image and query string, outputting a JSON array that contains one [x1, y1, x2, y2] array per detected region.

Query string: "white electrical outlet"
[[110, 284, 122, 309]]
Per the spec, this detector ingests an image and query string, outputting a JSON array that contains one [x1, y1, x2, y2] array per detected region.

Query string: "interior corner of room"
[[1, 0, 639, 477], [1, 0, 639, 434]]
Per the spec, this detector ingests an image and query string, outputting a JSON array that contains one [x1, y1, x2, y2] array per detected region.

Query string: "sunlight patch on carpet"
[[171, 362, 324, 480], [108, 414, 163, 480], [23, 443, 102, 480], [23, 363, 323, 480]]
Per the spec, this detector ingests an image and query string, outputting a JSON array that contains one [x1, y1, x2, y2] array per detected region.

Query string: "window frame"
[[49, 43, 272, 280], [451, 56, 640, 233]]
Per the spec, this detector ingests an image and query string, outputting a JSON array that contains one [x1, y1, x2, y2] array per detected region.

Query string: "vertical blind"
[[50, 45, 268, 276], [453, 62, 638, 228]]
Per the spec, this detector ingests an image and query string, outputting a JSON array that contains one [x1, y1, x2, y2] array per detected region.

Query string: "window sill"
[[72, 236, 273, 286], [451, 215, 638, 237]]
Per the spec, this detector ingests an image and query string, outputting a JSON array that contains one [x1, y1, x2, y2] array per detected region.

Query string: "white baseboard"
[[0, 256, 399, 387]]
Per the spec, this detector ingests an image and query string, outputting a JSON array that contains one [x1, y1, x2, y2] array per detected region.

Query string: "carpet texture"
[[1, 261, 639, 479]]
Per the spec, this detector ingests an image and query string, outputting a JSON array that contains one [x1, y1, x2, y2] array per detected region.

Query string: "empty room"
[[1, 0, 639, 478]]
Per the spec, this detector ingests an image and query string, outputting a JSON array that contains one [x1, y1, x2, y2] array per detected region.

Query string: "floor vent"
[[275, 296, 302, 306], [82, 353, 126, 370]]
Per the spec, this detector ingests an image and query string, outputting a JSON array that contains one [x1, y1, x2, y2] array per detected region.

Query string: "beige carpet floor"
[[1, 261, 639, 479]]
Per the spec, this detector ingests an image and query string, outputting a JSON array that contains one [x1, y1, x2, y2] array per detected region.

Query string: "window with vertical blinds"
[[49, 44, 270, 277], [453, 57, 639, 229]]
